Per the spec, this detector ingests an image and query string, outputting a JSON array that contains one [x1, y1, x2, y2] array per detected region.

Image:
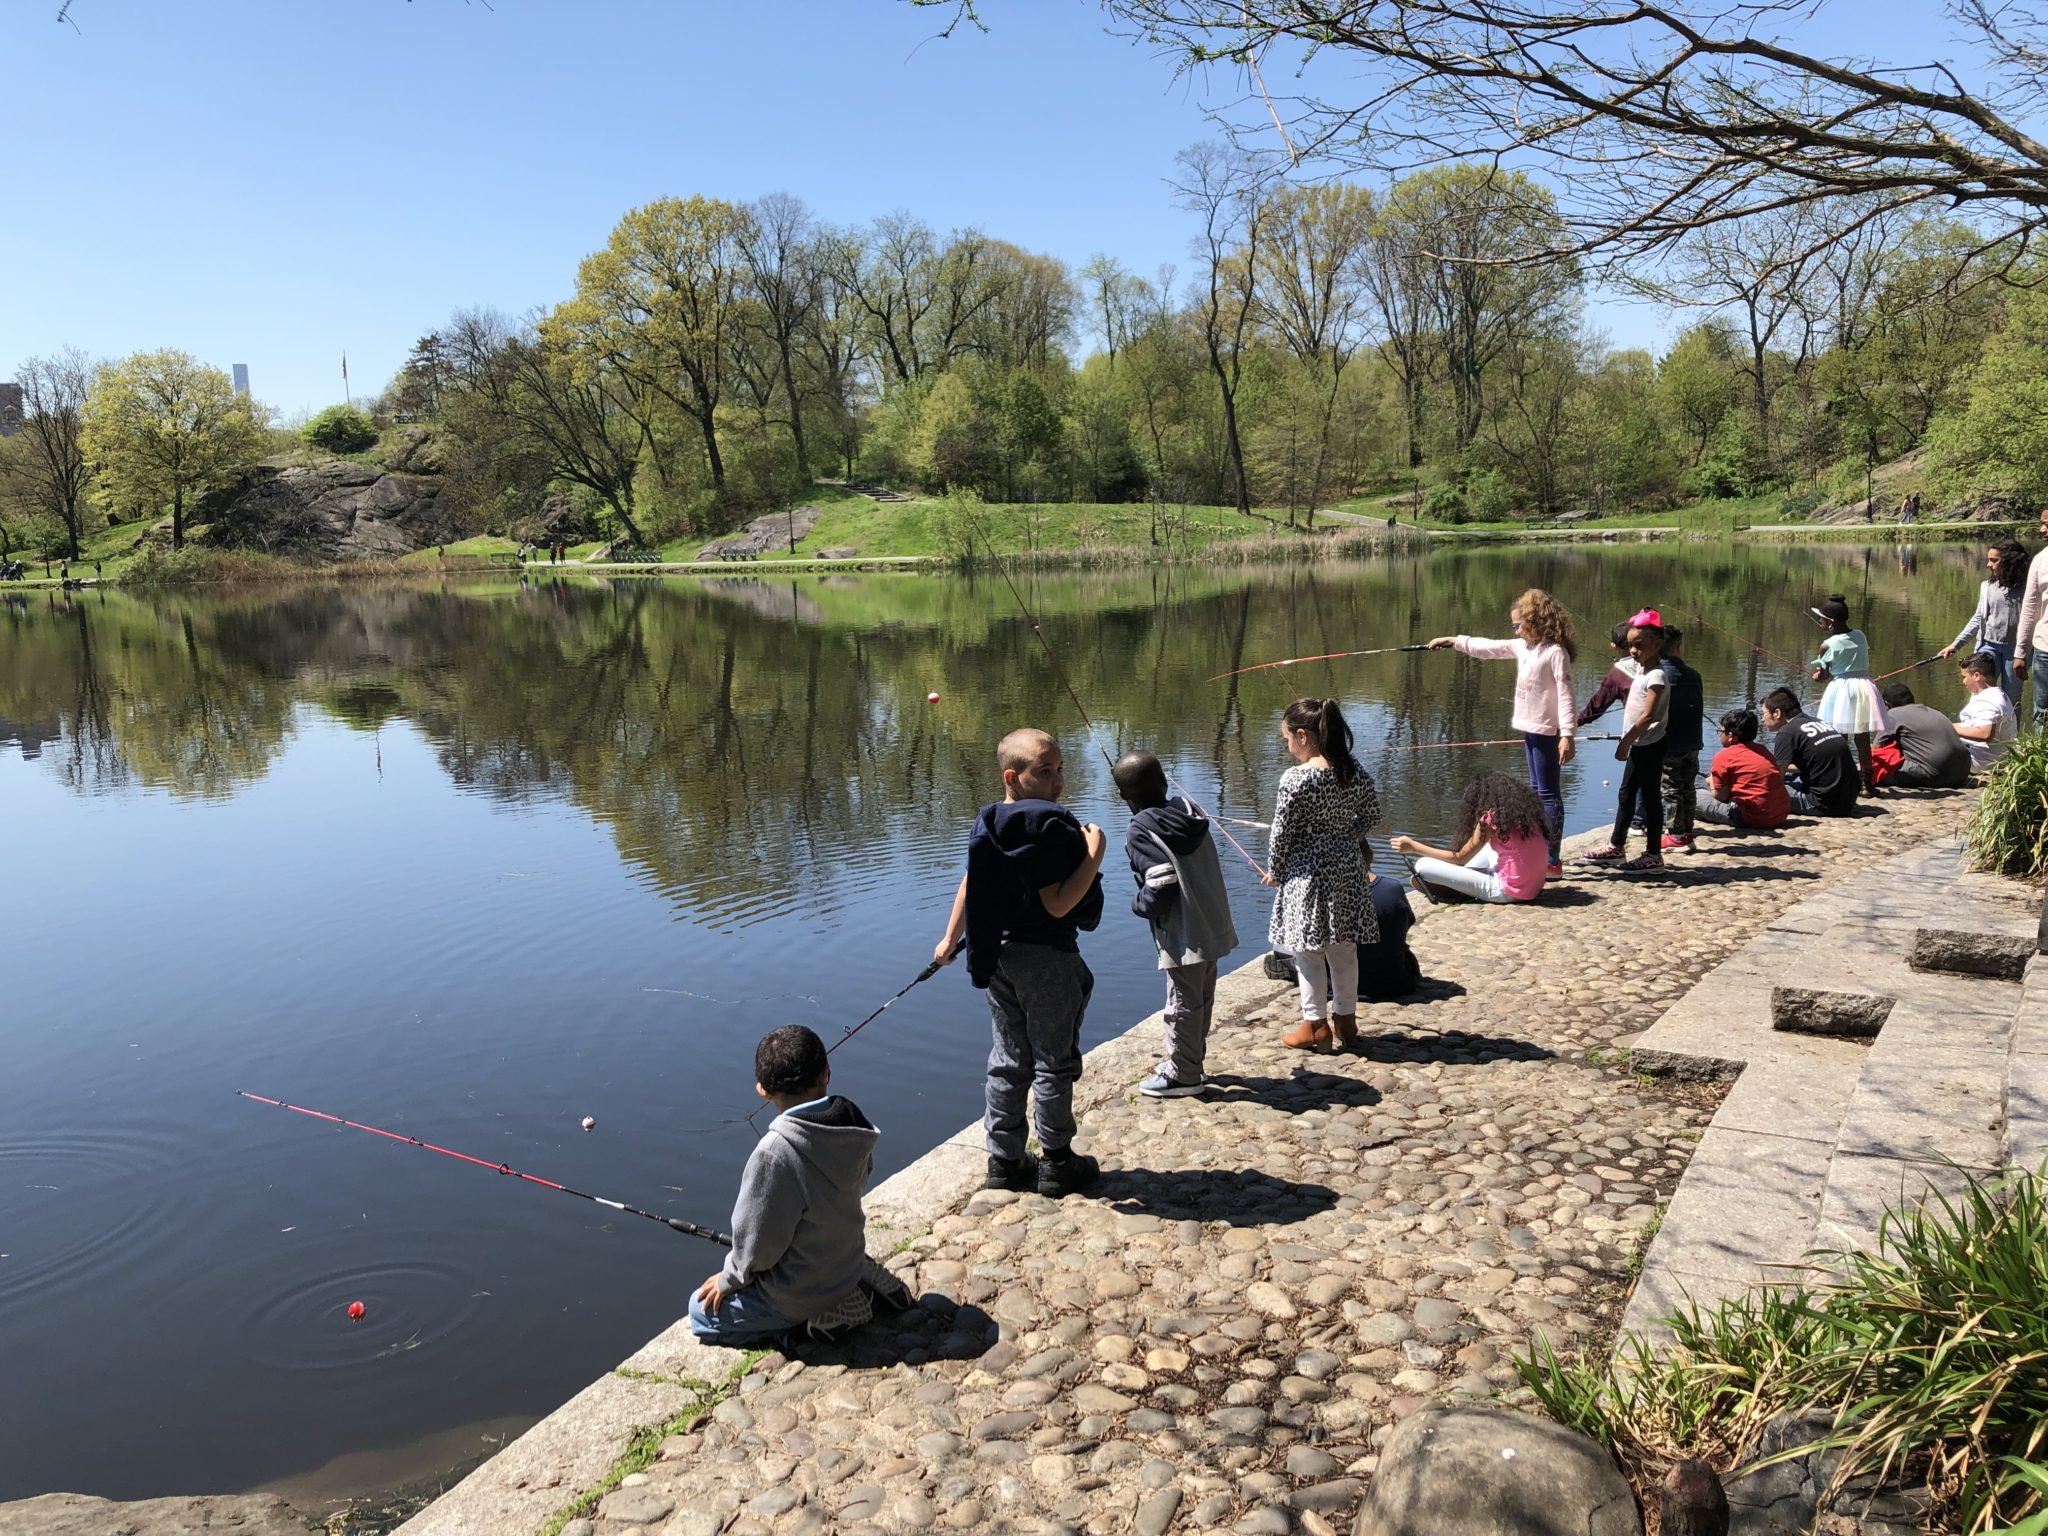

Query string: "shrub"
[[1464, 469, 1516, 521], [1966, 728, 2048, 877], [1521, 1163, 2048, 1533], [1777, 489, 1824, 522], [304, 405, 378, 455], [1421, 482, 1467, 523]]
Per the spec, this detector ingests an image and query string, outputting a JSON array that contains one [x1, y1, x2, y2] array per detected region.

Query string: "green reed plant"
[[1966, 728, 2048, 878], [1519, 1165, 2048, 1534]]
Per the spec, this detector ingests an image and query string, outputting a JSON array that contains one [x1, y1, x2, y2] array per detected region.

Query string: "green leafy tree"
[[304, 404, 378, 454], [1927, 283, 2048, 506], [81, 350, 266, 551]]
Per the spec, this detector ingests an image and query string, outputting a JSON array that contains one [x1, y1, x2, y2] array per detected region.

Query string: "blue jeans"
[[1524, 733, 1563, 865], [1978, 640, 2018, 705], [689, 1283, 798, 1346]]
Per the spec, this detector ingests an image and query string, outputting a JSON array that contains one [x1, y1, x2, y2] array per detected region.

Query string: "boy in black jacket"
[[935, 728, 1106, 1197]]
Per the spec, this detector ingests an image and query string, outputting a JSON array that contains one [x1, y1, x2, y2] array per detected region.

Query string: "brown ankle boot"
[[1282, 1018, 1333, 1051], [1331, 1013, 1358, 1045]]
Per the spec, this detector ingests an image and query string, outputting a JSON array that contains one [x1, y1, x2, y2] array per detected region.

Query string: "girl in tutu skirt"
[[1809, 593, 1890, 794]]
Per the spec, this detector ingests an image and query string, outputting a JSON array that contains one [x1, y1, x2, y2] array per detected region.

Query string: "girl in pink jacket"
[[1428, 588, 1579, 874]]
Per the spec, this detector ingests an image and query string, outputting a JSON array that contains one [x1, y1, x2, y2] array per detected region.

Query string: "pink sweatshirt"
[[1454, 636, 1577, 738]]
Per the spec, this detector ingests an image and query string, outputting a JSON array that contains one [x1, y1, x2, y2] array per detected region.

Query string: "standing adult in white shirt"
[[2004, 509, 2048, 723]]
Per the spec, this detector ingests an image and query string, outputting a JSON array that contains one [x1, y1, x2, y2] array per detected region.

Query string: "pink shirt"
[[1454, 636, 1577, 737], [1484, 812, 1548, 901]]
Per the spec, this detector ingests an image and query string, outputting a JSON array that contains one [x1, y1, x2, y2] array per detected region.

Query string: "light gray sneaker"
[[1139, 1070, 1206, 1099]]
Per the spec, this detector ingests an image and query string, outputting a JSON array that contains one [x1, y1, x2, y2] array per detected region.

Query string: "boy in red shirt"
[[1694, 708, 1790, 830]]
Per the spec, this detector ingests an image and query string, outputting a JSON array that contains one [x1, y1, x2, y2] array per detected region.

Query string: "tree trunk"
[[699, 412, 726, 490], [1217, 376, 1251, 515], [777, 340, 811, 481], [608, 487, 645, 547], [172, 486, 185, 552]]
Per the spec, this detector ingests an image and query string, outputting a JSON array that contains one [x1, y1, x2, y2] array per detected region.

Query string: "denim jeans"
[[689, 1283, 798, 1346], [1693, 793, 1749, 827], [1661, 752, 1699, 838], [1523, 733, 1563, 865], [1160, 960, 1217, 1083], [985, 942, 1091, 1162], [1978, 640, 2018, 704], [1413, 845, 1512, 902]]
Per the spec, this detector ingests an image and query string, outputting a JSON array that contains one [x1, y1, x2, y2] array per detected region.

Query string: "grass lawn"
[[765, 491, 1296, 561], [1330, 490, 1783, 535]]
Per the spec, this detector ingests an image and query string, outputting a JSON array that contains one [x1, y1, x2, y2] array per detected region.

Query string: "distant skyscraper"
[[232, 364, 250, 397], [0, 381, 22, 436]]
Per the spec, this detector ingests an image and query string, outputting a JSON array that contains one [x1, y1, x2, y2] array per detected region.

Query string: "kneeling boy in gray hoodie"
[[691, 1025, 898, 1347]]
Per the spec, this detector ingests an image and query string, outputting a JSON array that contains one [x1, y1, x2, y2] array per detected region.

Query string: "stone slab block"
[[1834, 1047, 2007, 1168], [1618, 1264, 1759, 1354], [1869, 996, 2021, 1052], [2007, 1052, 2048, 1171], [1709, 1047, 1864, 1142], [1911, 928, 2035, 980], [1649, 1128, 1828, 1282], [1814, 1153, 1997, 1259], [1771, 987, 1891, 1038], [2013, 988, 2048, 1057]]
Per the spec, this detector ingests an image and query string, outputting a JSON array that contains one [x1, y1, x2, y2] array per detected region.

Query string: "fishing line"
[[236, 1091, 733, 1245], [1209, 644, 1431, 683], [643, 987, 821, 1008], [1682, 609, 1803, 671], [957, 502, 1271, 879]]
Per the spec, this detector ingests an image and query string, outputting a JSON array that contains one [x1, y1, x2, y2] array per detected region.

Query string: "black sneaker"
[[1037, 1150, 1101, 1198], [985, 1154, 1037, 1192], [1261, 950, 1296, 982]]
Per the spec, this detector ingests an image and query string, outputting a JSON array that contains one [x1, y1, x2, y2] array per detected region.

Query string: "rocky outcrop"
[[198, 461, 458, 562], [0, 1491, 307, 1535], [697, 505, 824, 559], [1352, 1403, 1641, 1536]]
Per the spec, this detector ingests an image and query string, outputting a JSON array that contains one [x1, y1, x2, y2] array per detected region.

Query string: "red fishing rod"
[[1209, 644, 1431, 683], [237, 1091, 733, 1245], [1872, 653, 1944, 683], [1378, 732, 1622, 752]]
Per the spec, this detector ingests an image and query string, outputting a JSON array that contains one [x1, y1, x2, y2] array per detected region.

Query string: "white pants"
[[1293, 944, 1359, 1021], [1413, 845, 1511, 903]]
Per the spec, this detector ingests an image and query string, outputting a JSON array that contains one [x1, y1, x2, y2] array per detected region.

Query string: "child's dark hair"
[[1813, 593, 1851, 632], [1608, 621, 1630, 650], [755, 1025, 828, 1096], [1451, 771, 1550, 847], [1111, 750, 1168, 808], [1283, 697, 1364, 787], [1663, 625, 1684, 651], [1961, 652, 1999, 684], [1761, 687, 1802, 717], [1994, 539, 2029, 594], [1719, 708, 1760, 744], [1629, 621, 1665, 644], [1881, 682, 1916, 708]]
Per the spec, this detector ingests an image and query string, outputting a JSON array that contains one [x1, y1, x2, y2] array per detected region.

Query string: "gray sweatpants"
[[1160, 960, 1218, 1083], [985, 942, 1092, 1162]]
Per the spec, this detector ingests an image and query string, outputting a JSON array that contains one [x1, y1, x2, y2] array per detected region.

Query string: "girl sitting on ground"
[[1390, 772, 1552, 905], [1262, 697, 1380, 1052], [1808, 593, 1890, 794], [1427, 587, 1577, 877]]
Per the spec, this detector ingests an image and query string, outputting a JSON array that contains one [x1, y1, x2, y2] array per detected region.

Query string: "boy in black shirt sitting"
[[1760, 687, 1859, 816]]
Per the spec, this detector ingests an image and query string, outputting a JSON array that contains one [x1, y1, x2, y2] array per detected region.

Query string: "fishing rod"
[[1872, 653, 1945, 683], [959, 505, 1271, 880], [236, 1091, 733, 1245], [1209, 644, 1430, 683], [827, 942, 959, 1057], [1377, 732, 1622, 752], [1682, 609, 1803, 671]]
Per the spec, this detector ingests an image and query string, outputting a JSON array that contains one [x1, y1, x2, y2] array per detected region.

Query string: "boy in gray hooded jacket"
[[1113, 751, 1238, 1098], [690, 1026, 888, 1347]]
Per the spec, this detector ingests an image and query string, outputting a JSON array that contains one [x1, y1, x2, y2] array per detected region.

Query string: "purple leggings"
[[1524, 732, 1563, 865]]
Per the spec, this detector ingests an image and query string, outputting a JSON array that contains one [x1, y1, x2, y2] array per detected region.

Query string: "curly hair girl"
[[1512, 588, 1577, 661], [1451, 771, 1551, 848]]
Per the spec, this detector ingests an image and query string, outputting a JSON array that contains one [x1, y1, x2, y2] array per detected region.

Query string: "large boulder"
[[0, 1491, 306, 1535], [198, 462, 458, 561], [1353, 1403, 1640, 1536]]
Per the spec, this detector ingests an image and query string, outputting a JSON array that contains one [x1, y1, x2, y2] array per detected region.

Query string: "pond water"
[[0, 540, 1984, 1505]]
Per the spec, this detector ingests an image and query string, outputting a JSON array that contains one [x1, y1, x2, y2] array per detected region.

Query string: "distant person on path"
[[1111, 750, 1238, 1100], [1955, 653, 2019, 770], [689, 1025, 889, 1348], [2004, 507, 2048, 725], [1760, 688, 1860, 816], [933, 727, 1105, 1198], [1262, 697, 1380, 1053], [1426, 587, 1578, 876], [1580, 612, 1670, 871], [1392, 771, 1552, 904], [1656, 627, 1705, 853], [1899, 491, 1921, 525], [1876, 683, 1971, 789], [1808, 593, 1890, 794], [1938, 538, 2026, 702], [1694, 709, 1789, 830]]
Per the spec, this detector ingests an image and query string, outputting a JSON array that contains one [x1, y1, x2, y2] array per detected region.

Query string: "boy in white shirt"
[[1956, 652, 2018, 769]]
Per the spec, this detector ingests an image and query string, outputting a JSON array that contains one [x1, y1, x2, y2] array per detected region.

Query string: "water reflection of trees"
[[0, 548, 1981, 904]]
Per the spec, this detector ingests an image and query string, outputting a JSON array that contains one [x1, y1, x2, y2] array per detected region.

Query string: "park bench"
[[488, 552, 524, 569], [713, 548, 757, 562], [608, 545, 665, 565]]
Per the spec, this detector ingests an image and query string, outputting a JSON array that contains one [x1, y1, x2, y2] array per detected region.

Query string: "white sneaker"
[[1139, 1071, 1206, 1098]]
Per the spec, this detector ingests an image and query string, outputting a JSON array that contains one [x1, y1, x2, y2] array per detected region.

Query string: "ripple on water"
[[241, 1247, 490, 1375], [0, 1123, 191, 1312]]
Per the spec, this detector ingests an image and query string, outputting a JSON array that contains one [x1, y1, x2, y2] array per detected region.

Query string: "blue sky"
[[0, 0, 1953, 417]]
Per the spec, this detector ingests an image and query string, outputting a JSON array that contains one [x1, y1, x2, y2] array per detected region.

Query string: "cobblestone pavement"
[[551, 793, 1972, 1536]]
